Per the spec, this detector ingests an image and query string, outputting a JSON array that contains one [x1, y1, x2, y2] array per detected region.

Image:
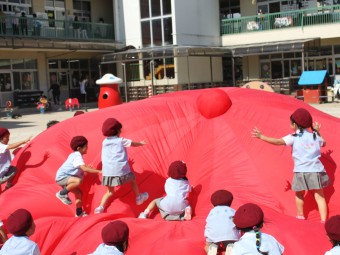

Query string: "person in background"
[[0, 8, 6, 35], [90, 220, 129, 255], [32, 13, 41, 36], [46, 120, 60, 129], [0, 209, 40, 255], [12, 7, 20, 35], [73, 110, 85, 117], [48, 75, 60, 106], [20, 12, 27, 36]]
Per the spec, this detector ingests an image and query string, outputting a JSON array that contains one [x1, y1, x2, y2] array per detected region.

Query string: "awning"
[[298, 70, 328, 86], [229, 38, 319, 57]]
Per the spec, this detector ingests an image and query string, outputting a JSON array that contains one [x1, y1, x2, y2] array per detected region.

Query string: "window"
[[13, 71, 38, 90], [0, 73, 12, 92], [140, 0, 172, 47]]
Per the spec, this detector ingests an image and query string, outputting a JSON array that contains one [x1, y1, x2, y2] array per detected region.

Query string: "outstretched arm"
[[131, 140, 147, 147], [251, 127, 285, 146], [80, 164, 101, 174], [7, 136, 32, 150]]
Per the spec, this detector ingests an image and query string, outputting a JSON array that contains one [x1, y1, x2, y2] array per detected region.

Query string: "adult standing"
[[79, 74, 88, 111], [49, 74, 60, 105], [0, 8, 6, 35], [12, 7, 20, 35], [32, 13, 41, 36]]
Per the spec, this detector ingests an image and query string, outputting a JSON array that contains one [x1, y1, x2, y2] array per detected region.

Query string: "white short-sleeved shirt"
[[0, 143, 11, 178], [0, 236, 40, 255], [55, 151, 85, 181], [231, 231, 284, 255], [90, 244, 124, 255], [282, 130, 325, 173], [325, 246, 340, 255], [101, 136, 132, 177], [205, 206, 240, 243], [159, 177, 191, 215]]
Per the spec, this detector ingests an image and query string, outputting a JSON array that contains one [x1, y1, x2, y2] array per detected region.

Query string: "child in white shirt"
[[0, 209, 40, 255], [324, 215, 340, 255], [231, 203, 284, 255], [90, 220, 129, 255], [55, 136, 101, 217], [94, 118, 148, 214], [204, 189, 240, 253], [0, 127, 31, 193], [139, 160, 192, 220]]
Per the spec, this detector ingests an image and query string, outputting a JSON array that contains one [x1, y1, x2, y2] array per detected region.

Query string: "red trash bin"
[[96, 73, 123, 109]]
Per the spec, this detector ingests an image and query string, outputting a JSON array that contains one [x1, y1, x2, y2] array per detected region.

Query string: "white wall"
[[173, 0, 220, 46], [121, 0, 142, 48]]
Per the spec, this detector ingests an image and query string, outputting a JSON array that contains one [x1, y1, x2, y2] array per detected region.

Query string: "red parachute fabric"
[[0, 88, 339, 255]]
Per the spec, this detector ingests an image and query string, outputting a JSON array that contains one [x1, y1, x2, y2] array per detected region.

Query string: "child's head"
[[70, 136, 88, 153], [46, 120, 59, 129], [102, 220, 129, 252], [211, 190, 233, 207], [325, 215, 340, 246], [0, 128, 10, 144], [168, 161, 187, 180], [73, 110, 85, 117], [102, 118, 122, 137], [290, 108, 312, 129], [7, 209, 35, 237]]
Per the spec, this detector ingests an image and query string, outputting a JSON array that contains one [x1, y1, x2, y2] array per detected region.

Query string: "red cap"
[[102, 118, 122, 136], [325, 215, 340, 241], [7, 209, 33, 236], [291, 108, 312, 128], [233, 203, 264, 229], [73, 110, 85, 117], [102, 221, 129, 246], [0, 128, 10, 140], [168, 161, 187, 179], [211, 190, 233, 206], [70, 136, 88, 151]]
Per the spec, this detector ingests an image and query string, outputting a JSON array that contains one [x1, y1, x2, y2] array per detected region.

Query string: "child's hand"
[[251, 127, 262, 139], [313, 121, 321, 132], [140, 140, 147, 145]]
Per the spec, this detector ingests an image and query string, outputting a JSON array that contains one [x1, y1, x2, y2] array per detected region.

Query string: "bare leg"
[[131, 179, 140, 197], [144, 199, 157, 212], [72, 188, 82, 209], [313, 189, 328, 221], [99, 186, 115, 207], [65, 177, 82, 192], [295, 190, 305, 217]]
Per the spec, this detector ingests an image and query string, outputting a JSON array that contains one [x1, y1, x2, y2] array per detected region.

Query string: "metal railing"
[[221, 5, 340, 35], [0, 15, 114, 41]]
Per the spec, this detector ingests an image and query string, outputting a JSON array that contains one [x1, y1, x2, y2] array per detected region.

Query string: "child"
[[94, 118, 148, 214], [204, 190, 240, 254], [252, 108, 329, 222], [0, 208, 40, 255], [231, 203, 284, 255], [325, 215, 340, 255], [0, 127, 31, 193], [55, 136, 101, 217], [90, 220, 129, 255], [138, 160, 192, 221]]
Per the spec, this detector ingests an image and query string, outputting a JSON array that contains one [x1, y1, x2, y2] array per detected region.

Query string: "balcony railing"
[[0, 15, 114, 41], [221, 4, 340, 35]]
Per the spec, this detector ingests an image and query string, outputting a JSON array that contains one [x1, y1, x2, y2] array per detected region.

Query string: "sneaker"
[[138, 212, 148, 219], [183, 206, 192, 221], [56, 191, 72, 205], [94, 205, 104, 214], [207, 243, 218, 255], [296, 215, 305, 220], [136, 192, 149, 205], [75, 211, 88, 218]]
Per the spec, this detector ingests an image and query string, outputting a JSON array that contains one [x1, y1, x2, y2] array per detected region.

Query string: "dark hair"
[[331, 240, 340, 247], [115, 240, 129, 252], [46, 120, 59, 129], [236, 222, 268, 255], [290, 115, 319, 140]]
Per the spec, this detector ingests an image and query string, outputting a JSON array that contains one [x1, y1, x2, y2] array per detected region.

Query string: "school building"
[[0, 0, 339, 107]]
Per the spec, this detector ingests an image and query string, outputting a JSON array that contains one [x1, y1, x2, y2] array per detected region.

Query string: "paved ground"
[[0, 100, 339, 144]]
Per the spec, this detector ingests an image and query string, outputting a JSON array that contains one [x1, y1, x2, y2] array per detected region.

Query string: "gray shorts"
[[102, 172, 135, 187], [155, 198, 185, 221], [0, 166, 17, 184], [56, 176, 82, 187], [292, 172, 330, 191]]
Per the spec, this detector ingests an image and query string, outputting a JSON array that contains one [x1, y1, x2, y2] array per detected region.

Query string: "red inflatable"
[[0, 88, 339, 255]]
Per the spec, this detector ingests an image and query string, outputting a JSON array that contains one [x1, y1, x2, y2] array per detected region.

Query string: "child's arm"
[[7, 136, 32, 150], [313, 121, 326, 147], [0, 226, 8, 243], [80, 164, 101, 174], [252, 127, 285, 145], [131, 140, 147, 147]]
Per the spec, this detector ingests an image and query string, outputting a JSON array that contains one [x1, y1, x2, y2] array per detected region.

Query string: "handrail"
[[0, 14, 114, 41], [221, 4, 340, 35]]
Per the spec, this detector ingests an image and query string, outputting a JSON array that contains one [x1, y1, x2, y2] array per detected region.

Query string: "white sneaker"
[[94, 205, 104, 214], [138, 212, 148, 219], [183, 206, 192, 221], [56, 191, 72, 205], [136, 192, 149, 205]]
